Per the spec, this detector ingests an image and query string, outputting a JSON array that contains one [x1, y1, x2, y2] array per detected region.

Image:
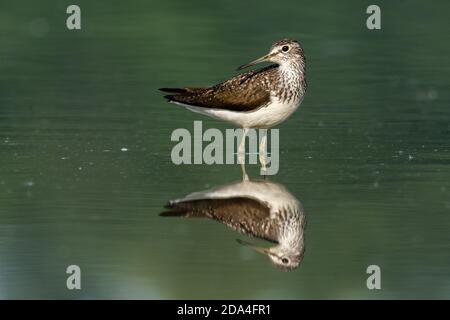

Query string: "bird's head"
[[237, 39, 305, 70], [237, 239, 305, 271]]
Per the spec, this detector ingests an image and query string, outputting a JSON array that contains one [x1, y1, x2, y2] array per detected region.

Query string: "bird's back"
[[161, 196, 280, 243], [160, 65, 279, 112]]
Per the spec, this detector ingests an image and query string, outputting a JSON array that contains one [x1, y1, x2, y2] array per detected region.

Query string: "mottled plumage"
[[160, 66, 275, 112], [160, 180, 306, 271]]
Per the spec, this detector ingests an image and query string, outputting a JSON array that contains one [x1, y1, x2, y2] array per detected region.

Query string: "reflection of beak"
[[236, 239, 275, 257], [237, 53, 274, 70]]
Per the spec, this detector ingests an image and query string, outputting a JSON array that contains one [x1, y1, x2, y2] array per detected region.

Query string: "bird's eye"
[[281, 257, 289, 264], [282, 46, 290, 52]]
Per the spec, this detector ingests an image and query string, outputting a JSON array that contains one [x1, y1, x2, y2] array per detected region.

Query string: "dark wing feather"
[[160, 197, 279, 242], [161, 65, 278, 112], [159, 87, 208, 94]]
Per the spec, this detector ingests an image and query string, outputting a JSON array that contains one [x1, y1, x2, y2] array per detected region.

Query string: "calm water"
[[1, 0, 450, 299]]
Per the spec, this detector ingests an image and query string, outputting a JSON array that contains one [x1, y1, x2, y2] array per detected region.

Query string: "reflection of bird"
[[160, 179, 306, 271], [159, 39, 307, 175]]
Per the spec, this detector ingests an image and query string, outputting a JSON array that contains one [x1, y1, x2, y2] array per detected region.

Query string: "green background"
[[0, 0, 449, 298]]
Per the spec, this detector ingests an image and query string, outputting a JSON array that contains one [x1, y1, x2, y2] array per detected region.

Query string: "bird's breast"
[[257, 94, 302, 127]]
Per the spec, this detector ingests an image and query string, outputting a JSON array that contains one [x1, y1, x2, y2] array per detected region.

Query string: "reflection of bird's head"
[[237, 240, 305, 271], [268, 244, 305, 271]]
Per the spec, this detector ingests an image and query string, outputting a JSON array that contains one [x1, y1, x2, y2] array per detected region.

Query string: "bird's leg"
[[259, 130, 267, 176], [242, 168, 249, 181], [239, 128, 249, 181]]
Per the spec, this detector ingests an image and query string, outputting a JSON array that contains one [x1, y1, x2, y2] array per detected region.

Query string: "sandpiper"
[[160, 179, 306, 271], [159, 39, 307, 176]]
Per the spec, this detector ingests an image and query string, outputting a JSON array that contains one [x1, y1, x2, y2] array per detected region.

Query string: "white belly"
[[175, 95, 302, 129]]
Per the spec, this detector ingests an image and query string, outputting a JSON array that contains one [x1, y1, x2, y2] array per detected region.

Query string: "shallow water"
[[0, 0, 450, 299]]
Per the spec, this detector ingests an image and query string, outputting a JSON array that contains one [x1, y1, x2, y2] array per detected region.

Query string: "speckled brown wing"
[[159, 65, 278, 112], [160, 197, 279, 243]]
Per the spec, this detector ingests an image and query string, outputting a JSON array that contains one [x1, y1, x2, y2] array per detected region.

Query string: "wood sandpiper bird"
[[160, 179, 306, 271], [159, 39, 307, 177]]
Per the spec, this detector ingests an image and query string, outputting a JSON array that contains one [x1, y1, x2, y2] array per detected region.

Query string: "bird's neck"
[[279, 232, 304, 253], [278, 212, 305, 251], [276, 59, 306, 100], [278, 59, 305, 79]]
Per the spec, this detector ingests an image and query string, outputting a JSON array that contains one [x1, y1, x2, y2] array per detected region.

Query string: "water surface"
[[0, 0, 449, 299]]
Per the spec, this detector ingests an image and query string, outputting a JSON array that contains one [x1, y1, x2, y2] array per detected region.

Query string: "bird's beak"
[[236, 239, 274, 257], [237, 53, 274, 70]]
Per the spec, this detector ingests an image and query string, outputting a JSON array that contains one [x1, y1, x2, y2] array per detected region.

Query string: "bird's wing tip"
[[159, 87, 189, 94], [158, 87, 174, 93]]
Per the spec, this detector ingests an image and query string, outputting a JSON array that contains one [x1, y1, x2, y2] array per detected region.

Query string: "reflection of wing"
[[160, 197, 279, 243], [159, 65, 277, 112]]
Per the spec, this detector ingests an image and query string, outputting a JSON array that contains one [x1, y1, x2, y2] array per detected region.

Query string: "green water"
[[1, 0, 449, 299]]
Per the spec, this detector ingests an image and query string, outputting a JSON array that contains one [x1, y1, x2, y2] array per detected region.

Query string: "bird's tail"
[[159, 87, 207, 94], [159, 87, 210, 106], [159, 201, 205, 218], [159, 88, 189, 94], [159, 87, 204, 104]]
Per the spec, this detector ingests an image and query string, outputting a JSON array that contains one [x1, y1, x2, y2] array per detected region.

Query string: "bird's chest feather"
[[256, 95, 301, 127], [252, 69, 303, 126]]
